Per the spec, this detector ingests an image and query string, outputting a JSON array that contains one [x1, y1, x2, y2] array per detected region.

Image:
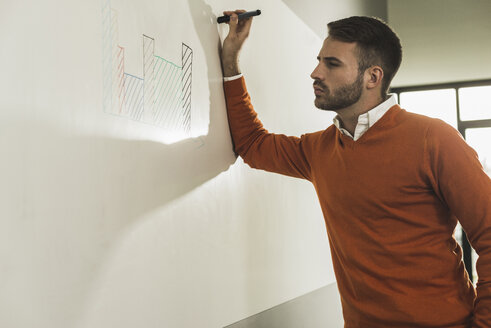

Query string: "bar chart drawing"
[[102, 0, 192, 133]]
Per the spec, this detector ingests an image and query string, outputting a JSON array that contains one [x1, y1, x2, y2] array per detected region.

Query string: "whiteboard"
[[0, 0, 364, 327]]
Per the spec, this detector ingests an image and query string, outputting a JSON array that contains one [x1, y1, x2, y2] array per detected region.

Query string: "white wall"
[[389, 0, 491, 87], [0, 1, 385, 327]]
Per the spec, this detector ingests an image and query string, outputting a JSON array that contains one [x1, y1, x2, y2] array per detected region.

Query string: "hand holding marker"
[[217, 10, 261, 24]]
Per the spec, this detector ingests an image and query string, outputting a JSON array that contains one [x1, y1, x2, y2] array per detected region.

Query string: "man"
[[220, 11, 491, 327]]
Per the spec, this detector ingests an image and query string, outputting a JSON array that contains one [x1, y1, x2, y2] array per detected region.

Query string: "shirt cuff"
[[223, 74, 243, 82]]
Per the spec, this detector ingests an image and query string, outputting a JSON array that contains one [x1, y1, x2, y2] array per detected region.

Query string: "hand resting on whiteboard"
[[220, 9, 254, 77]]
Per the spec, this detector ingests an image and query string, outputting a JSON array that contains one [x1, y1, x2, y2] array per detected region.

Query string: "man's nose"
[[311, 63, 323, 81]]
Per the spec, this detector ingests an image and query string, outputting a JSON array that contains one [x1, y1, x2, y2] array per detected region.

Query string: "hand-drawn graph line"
[[102, 0, 192, 133]]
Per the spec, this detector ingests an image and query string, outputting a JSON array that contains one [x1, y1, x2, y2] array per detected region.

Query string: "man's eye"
[[327, 62, 339, 67]]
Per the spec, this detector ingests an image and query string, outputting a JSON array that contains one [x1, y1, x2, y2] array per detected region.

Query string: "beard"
[[314, 73, 364, 111]]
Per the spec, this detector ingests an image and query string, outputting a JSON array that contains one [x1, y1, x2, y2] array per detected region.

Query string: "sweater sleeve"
[[223, 77, 312, 181], [425, 120, 491, 327]]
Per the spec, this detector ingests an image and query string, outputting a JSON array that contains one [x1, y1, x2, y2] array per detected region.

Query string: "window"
[[392, 79, 491, 284], [459, 86, 491, 121], [466, 128, 491, 175], [399, 89, 457, 128]]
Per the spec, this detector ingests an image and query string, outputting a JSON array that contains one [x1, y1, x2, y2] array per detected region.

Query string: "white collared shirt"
[[223, 74, 243, 82], [333, 95, 398, 141]]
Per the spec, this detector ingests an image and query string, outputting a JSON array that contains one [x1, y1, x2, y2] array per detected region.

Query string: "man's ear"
[[366, 66, 384, 90]]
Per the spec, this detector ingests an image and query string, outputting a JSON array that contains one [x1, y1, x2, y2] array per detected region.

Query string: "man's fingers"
[[228, 13, 239, 32], [222, 9, 248, 23], [222, 9, 253, 39], [223, 9, 245, 14]]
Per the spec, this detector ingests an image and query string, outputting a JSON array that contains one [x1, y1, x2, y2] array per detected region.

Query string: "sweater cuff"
[[223, 76, 248, 98]]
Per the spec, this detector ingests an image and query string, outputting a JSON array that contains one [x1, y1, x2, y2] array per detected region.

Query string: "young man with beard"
[[220, 11, 491, 328]]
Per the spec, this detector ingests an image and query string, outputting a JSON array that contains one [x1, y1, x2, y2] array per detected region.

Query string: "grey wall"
[[224, 282, 344, 328], [389, 0, 491, 86]]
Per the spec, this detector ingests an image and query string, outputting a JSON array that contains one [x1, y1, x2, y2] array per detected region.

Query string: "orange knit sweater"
[[224, 77, 491, 327]]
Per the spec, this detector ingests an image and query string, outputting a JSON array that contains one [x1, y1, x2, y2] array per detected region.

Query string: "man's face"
[[311, 37, 364, 111]]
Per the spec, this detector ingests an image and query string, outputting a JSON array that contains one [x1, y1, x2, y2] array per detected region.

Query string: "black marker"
[[217, 10, 261, 24]]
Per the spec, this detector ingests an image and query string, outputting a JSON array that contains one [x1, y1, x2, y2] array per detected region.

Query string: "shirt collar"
[[333, 94, 398, 140]]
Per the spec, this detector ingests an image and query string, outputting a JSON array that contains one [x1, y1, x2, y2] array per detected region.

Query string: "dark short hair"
[[327, 16, 402, 97]]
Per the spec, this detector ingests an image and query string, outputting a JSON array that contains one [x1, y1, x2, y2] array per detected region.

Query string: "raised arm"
[[219, 10, 313, 181]]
